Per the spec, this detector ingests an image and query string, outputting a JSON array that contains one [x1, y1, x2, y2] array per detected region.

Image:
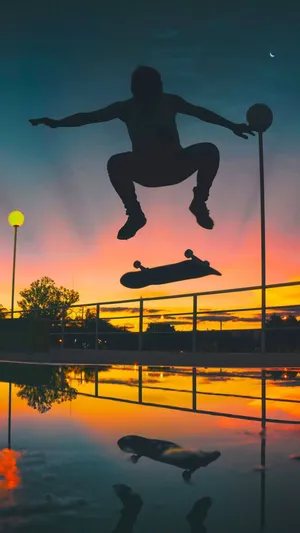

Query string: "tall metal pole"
[[11, 226, 18, 320], [247, 104, 273, 353], [259, 132, 266, 353]]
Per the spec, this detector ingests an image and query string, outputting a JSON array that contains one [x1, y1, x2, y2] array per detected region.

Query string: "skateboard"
[[120, 249, 221, 289]]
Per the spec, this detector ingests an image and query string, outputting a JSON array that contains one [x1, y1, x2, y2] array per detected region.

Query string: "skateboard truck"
[[184, 248, 209, 265], [133, 250, 210, 271], [133, 260, 148, 271]]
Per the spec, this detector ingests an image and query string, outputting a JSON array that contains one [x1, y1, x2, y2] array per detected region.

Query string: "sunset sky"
[[1, 0, 300, 326]]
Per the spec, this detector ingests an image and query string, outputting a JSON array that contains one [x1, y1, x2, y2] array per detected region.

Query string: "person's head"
[[131, 66, 163, 102]]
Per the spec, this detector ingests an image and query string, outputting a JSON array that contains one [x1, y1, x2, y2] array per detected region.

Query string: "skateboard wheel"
[[203, 260, 210, 266], [184, 249, 193, 258], [182, 470, 191, 481], [133, 261, 141, 269]]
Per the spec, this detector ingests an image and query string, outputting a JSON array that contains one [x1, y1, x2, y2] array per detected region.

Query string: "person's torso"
[[120, 94, 182, 157]]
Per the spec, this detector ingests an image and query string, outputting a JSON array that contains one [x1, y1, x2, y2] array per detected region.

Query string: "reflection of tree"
[[64, 366, 111, 383], [16, 369, 77, 414]]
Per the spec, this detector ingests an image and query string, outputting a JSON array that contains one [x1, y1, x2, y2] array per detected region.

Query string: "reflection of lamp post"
[[246, 105, 273, 352], [8, 211, 25, 320], [8, 383, 12, 449], [260, 369, 267, 531]]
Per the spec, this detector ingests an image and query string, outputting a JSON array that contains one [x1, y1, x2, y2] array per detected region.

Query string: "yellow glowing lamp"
[[8, 211, 25, 228]]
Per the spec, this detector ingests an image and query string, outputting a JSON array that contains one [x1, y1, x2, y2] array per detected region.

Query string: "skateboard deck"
[[120, 249, 221, 289]]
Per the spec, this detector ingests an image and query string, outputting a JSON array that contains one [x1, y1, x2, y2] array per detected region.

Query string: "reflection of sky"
[[1, 2, 300, 316], [0, 366, 300, 530]]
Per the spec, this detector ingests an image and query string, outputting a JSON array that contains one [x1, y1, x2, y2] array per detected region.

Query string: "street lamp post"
[[246, 105, 273, 353], [8, 211, 25, 320]]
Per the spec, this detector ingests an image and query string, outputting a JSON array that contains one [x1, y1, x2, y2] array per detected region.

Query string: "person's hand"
[[231, 123, 255, 139], [29, 117, 58, 128]]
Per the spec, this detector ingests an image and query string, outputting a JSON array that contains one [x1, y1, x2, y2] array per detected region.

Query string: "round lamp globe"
[[8, 210, 25, 228], [246, 104, 273, 133]]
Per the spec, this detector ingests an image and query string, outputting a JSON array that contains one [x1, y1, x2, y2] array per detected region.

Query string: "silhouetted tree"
[[0, 305, 8, 319], [284, 314, 299, 327], [17, 277, 79, 320], [266, 313, 299, 328], [79, 308, 132, 333], [146, 322, 176, 333]]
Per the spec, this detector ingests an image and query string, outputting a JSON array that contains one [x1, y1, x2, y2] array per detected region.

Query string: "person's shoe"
[[117, 208, 147, 240], [189, 187, 214, 230]]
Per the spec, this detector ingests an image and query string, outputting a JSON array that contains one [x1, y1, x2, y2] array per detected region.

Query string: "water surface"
[[0, 364, 299, 532]]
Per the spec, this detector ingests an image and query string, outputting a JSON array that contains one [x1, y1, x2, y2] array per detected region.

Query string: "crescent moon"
[[270, 53, 275, 58]]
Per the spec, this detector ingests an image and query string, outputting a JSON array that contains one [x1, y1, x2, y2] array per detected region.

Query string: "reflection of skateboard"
[[117, 435, 221, 480], [120, 249, 221, 289]]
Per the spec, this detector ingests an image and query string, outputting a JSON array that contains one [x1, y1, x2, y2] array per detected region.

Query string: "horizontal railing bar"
[[196, 304, 300, 316], [7, 280, 300, 315], [50, 301, 300, 321], [47, 306, 300, 324]]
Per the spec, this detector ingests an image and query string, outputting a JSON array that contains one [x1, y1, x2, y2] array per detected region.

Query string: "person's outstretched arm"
[[173, 95, 254, 139], [29, 101, 124, 128]]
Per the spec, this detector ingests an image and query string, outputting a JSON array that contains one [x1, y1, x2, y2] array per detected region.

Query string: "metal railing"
[[4, 280, 300, 353]]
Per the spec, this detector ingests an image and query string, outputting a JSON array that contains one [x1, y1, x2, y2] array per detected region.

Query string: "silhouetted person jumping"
[[30, 66, 254, 240]]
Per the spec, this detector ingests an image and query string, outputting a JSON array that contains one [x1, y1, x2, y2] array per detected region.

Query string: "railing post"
[[95, 304, 100, 349], [138, 298, 143, 351], [192, 294, 197, 352]]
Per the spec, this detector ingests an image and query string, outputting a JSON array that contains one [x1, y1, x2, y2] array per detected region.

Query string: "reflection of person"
[[29, 66, 253, 240], [112, 484, 143, 533], [117, 435, 221, 480], [112, 484, 212, 533], [187, 497, 212, 533]]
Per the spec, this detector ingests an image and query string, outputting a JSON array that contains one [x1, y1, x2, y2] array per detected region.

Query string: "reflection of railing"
[[6, 280, 300, 353], [73, 368, 300, 425]]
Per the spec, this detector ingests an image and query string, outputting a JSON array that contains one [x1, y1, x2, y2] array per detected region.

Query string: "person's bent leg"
[[195, 143, 220, 199], [107, 153, 147, 240], [184, 143, 220, 230]]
